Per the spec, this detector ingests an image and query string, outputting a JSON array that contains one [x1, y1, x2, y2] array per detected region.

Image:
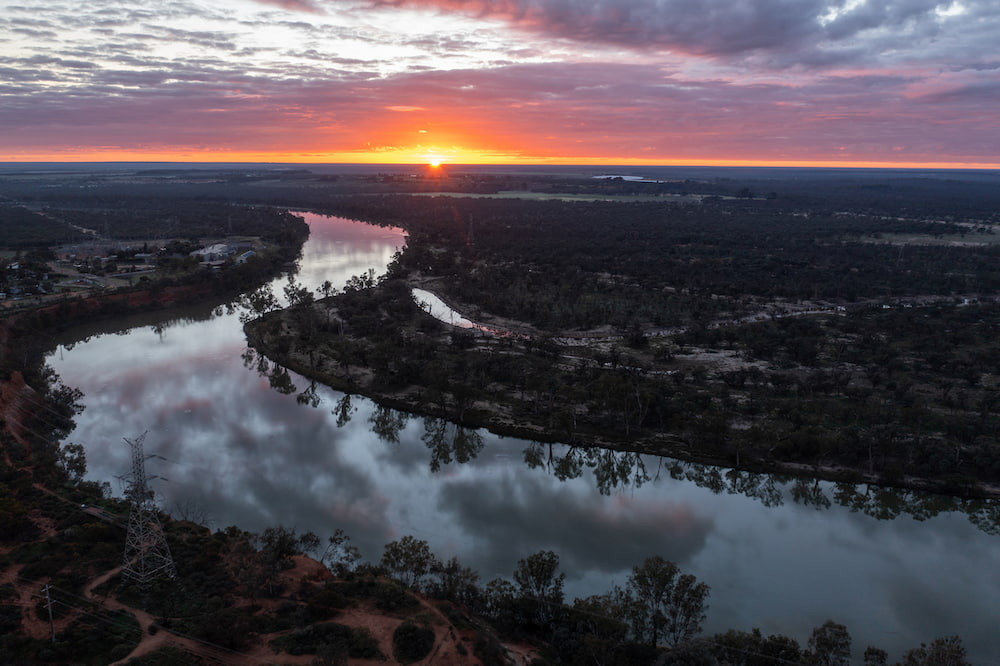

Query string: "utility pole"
[[121, 432, 176, 586], [43, 584, 55, 643]]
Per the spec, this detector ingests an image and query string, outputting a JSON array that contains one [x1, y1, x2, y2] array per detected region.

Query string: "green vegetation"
[[392, 621, 435, 663], [319, 194, 1000, 330], [247, 275, 1000, 497], [269, 621, 383, 659], [0, 206, 89, 247]]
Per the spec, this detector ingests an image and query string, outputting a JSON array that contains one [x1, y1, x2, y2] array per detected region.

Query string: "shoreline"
[[244, 297, 1000, 501]]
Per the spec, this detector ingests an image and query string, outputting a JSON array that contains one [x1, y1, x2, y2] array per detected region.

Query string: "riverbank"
[[245, 279, 1000, 500], [0, 212, 309, 478]]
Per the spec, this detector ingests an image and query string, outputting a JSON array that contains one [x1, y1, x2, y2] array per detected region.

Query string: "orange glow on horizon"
[[3, 147, 999, 171]]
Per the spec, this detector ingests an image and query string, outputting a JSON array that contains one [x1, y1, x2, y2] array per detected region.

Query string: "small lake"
[[49, 213, 1000, 663]]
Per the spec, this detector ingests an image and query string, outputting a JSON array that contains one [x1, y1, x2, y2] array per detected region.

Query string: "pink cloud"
[[3, 57, 999, 164], [3, 0, 999, 166]]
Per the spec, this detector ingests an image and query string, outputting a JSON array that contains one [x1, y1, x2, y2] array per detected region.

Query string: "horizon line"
[[2, 159, 999, 171]]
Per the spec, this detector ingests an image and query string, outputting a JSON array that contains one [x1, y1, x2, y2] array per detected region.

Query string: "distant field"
[[408, 190, 703, 202], [867, 230, 1000, 246]]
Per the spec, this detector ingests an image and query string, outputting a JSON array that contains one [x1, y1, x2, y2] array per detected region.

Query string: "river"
[[48, 212, 1000, 663]]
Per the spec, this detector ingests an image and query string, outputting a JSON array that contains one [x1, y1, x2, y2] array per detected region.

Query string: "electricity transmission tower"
[[121, 432, 176, 585]]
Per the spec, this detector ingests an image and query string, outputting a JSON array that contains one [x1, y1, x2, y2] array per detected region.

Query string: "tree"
[[481, 577, 518, 625], [429, 556, 480, 605], [344, 269, 376, 292], [513, 550, 565, 626], [422, 418, 484, 472], [172, 498, 211, 526], [255, 526, 311, 596], [625, 555, 709, 647], [380, 536, 437, 590], [570, 590, 631, 648], [322, 529, 362, 577], [900, 636, 969, 666], [713, 628, 803, 665], [298, 531, 321, 557], [333, 393, 355, 427], [283, 274, 313, 308], [863, 646, 888, 666], [236, 283, 279, 324], [284, 275, 316, 338], [369, 405, 408, 444], [807, 620, 851, 666], [513, 550, 565, 605], [57, 442, 87, 484]]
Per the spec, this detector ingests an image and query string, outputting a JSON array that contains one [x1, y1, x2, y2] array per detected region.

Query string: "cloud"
[[347, 0, 1000, 70], [251, 0, 326, 12], [437, 473, 714, 581], [3, 0, 997, 164], [3, 51, 997, 163], [358, 0, 815, 56]]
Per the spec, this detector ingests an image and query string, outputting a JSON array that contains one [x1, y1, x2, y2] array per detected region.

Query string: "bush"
[[374, 581, 420, 613], [305, 583, 350, 621], [474, 631, 509, 666], [392, 621, 435, 664], [348, 626, 382, 660], [269, 622, 383, 659], [0, 605, 22, 634], [49, 610, 142, 665]]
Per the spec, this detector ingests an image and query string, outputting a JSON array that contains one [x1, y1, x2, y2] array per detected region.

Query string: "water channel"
[[48, 213, 1000, 662]]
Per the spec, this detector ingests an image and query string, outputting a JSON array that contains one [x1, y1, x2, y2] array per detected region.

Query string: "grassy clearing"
[[407, 190, 700, 202]]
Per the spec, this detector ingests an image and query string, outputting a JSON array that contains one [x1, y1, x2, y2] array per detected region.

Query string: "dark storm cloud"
[[340, 0, 996, 66], [346, 0, 801, 59]]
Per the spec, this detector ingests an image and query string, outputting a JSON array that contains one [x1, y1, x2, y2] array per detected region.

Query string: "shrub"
[[392, 621, 435, 664], [0, 605, 22, 634], [269, 622, 383, 659], [374, 581, 420, 613]]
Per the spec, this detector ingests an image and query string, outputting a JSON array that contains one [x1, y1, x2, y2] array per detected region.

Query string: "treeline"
[[238, 318, 1000, 534], [312, 194, 1000, 331], [6, 166, 998, 220], [0, 202, 307, 245], [675, 302, 1000, 489], [250, 276, 1000, 493], [0, 206, 88, 247]]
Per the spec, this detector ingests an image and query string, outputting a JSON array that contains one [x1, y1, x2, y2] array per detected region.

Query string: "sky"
[[1, 0, 998, 166]]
